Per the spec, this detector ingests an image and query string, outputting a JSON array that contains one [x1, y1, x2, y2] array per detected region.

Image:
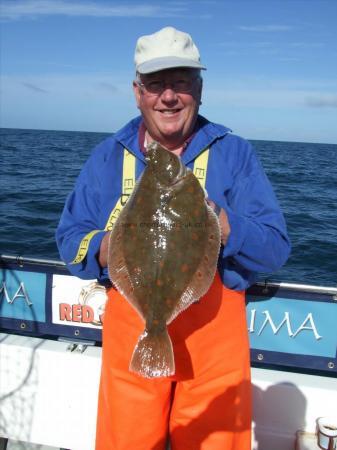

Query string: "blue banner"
[[0, 269, 47, 322], [247, 296, 337, 358]]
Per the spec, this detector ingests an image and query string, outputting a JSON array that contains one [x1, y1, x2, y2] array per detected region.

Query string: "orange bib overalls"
[[96, 272, 251, 450]]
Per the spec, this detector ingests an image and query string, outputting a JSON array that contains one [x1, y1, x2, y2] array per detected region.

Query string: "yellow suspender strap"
[[71, 148, 136, 264], [193, 148, 209, 189], [71, 229, 101, 265], [104, 149, 136, 231], [71, 147, 210, 264]]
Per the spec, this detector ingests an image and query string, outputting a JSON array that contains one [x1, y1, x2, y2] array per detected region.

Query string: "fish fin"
[[129, 328, 175, 378], [168, 205, 221, 323], [107, 223, 144, 318]]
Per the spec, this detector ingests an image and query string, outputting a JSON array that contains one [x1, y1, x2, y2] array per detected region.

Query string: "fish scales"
[[108, 141, 220, 378], [123, 169, 208, 317]]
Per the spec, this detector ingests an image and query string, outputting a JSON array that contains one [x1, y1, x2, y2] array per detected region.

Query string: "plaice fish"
[[108, 141, 221, 378]]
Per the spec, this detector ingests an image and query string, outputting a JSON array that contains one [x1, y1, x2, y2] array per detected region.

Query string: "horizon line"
[[1, 125, 336, 146]]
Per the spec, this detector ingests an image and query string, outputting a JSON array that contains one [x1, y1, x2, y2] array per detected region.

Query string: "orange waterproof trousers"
[[96, 273, 251, 450]]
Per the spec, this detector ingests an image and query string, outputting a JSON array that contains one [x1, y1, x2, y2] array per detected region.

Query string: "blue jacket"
[[56, 115, 290, 290]]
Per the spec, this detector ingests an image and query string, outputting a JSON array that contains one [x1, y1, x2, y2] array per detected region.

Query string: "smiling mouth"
[[159, 109, 181, 115]]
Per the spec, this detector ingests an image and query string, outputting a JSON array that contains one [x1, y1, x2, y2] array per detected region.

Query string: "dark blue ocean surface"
[[1, 128, 336, 286]]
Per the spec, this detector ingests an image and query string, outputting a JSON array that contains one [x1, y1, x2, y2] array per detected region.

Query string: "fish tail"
[[129, 328, 175, 378]]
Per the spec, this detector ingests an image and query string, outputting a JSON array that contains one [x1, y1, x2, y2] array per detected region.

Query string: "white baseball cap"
[[135, 26, 206, 74]]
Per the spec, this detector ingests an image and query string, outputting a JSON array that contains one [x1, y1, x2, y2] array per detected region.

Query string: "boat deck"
[[1, 333, 336, 450]]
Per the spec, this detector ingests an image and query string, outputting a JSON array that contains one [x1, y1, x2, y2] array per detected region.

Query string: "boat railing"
[[1, 253, 336, 297]]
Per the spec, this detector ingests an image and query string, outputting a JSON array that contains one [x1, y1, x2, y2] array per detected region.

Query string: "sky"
[[1, 0, 337, 144]]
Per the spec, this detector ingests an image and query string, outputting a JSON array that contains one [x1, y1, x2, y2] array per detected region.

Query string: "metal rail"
[[1, 254, 336, 296], [255, 280, 337, 296], [0, 254, 66, 267]]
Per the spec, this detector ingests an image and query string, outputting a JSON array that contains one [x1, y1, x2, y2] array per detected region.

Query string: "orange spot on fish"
[[188, 186, 195, 193], [192, 232, 198, 240], [181, 264, 189, 273], [166, 299, 173, 306], [156, 279, 163, 287], [153, 319, 159, 326]]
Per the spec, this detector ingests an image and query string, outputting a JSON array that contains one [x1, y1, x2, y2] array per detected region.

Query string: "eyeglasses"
[[137, 77, 200, 95]]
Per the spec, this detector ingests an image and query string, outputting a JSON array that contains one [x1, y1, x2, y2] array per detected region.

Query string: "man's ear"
[[133, 81, 141, 109], [199, 77, 203, 92], [197, 78, 203, 105]]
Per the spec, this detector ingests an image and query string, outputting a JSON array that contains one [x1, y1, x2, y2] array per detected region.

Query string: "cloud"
[[218, 41, 324, 50], [239, 25, 292, 32], [288, 42, 325, 48], [203, 76, 337, 110], [97, 82, 118, 94], [278, 57, 301, 62], [218, 41, 273, 48], [0, 0, 187, 20], [3, 73, 133, 101], [216, 39, 327, 61], [1, 73, 137, 133], [22, 82, 49, 93], [305, 96, 337, 108]]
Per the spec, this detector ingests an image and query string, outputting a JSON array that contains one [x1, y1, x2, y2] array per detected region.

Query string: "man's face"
[[133, 68, 202, 149]]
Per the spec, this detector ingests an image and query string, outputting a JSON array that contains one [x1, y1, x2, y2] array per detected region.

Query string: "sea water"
[[1, 128, 336, 287]]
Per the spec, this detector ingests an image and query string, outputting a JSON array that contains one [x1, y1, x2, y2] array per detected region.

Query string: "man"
[[56, 26, 290, 450]]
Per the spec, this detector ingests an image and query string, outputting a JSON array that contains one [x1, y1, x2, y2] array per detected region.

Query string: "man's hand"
[[207, 200, 231, 246], [98, 232, 111, 268]]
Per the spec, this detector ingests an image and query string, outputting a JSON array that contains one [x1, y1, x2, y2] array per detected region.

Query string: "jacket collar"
[[181, 116, 231, 164], [114, 115, 231, 164], [114, 116, 146, 162]]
